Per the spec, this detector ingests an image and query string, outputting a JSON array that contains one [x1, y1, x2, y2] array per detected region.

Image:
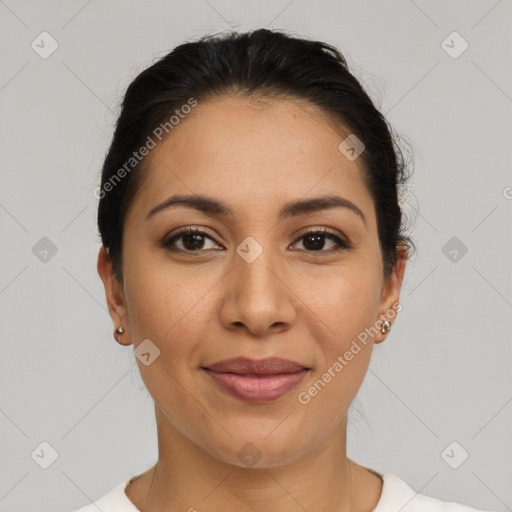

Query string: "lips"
[[205, 357, 308, 374], [201, 357, 310, 403]]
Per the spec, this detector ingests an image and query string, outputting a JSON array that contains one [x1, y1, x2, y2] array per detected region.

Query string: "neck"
[[128, 407, 359, 512]]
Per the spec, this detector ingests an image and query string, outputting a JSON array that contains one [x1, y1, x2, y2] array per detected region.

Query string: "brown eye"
[[162, 228, 223, 252], [292, 229, 349, 253]]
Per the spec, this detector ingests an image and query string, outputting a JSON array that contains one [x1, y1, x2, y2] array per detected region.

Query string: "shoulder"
[[70, 478, 139, 512], [375, 472, 498, 512]]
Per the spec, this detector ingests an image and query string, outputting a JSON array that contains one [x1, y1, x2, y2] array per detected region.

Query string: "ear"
[[97, 246, 132, 346], [373, 245, 408, 344]]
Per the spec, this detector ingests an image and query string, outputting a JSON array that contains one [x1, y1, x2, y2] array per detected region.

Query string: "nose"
[[218, 246, 297, 337]]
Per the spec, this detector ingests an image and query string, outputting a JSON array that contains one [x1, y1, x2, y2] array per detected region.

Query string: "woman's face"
[[99, 95, 405, 468]]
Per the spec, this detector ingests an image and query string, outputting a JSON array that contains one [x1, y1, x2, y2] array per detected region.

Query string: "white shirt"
[[71, 469, 497, 512]]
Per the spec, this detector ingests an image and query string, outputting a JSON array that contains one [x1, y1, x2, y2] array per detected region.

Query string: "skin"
[[97, 94, 408, 512]]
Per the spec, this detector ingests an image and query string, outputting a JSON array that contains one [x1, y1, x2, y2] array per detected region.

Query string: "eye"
[[161, 227, 350, 254], [291, 228, 350, 254], [162, 227, 223, 252]]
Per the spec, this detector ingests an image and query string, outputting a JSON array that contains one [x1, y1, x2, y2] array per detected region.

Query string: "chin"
[[200, 429, 312, 470]]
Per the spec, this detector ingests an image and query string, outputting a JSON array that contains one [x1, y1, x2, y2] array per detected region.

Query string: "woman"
[[75, 29, 497, 511]]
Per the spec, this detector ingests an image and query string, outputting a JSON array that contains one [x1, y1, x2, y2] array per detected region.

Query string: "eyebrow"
[[146, 193, 366, 228]]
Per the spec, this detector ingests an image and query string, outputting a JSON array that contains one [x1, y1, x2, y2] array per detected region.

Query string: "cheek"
[[123, 261, 219, 389], [124, 252, 202, 340], [292, 267, 381, 409], [301, 261, 382, 344], [123, 268, 211, 420]]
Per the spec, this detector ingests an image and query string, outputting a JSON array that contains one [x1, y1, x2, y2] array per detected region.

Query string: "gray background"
[[0, 0, 511, 511]]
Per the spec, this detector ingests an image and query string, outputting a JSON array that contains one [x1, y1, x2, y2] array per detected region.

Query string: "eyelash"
[[161, 227, 350, 255]]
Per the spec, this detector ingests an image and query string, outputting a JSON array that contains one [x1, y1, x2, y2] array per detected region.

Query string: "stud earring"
[[115, 327, 124, 336], [380, 320, 391, 334]]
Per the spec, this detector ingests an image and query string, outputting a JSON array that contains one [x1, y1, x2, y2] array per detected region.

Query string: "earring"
[[381, 320, 391, 334], [115, 327, 124, 335]]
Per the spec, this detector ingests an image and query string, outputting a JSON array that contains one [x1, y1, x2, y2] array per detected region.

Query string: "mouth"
[[201, 357, 311, 403]]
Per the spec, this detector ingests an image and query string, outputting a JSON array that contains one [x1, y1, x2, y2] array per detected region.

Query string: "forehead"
[[127, 95, 375, 225]]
